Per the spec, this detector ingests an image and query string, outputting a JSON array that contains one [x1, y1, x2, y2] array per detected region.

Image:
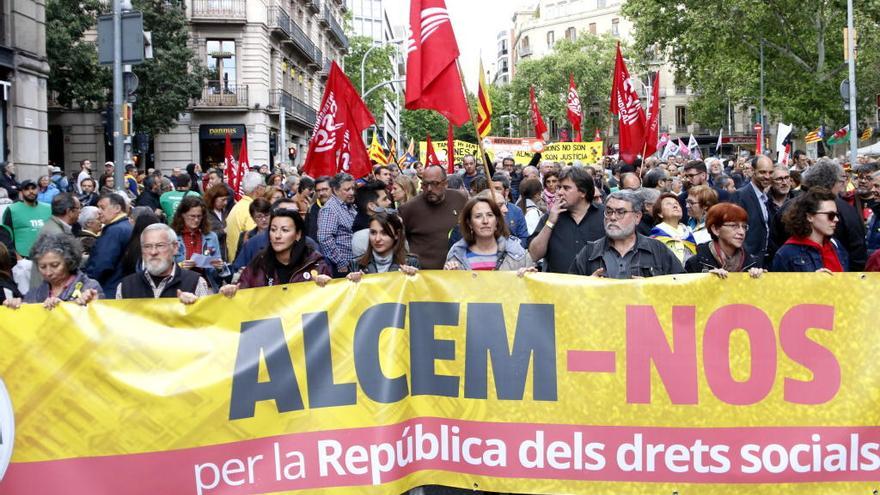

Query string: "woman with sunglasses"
[[772, 187, 848, 273], [684, 203, 764, 278]]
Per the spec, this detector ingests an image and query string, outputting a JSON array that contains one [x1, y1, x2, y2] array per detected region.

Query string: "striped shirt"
[[317, 195, 356, 270], [466, 249, 497, 271]]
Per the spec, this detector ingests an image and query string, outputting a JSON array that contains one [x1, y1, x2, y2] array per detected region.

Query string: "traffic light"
[[122, 103, 132, 136]]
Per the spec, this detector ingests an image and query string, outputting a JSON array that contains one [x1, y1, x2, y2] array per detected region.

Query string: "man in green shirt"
[[2, 180, 52, 257], [160, 174, 200, 222]]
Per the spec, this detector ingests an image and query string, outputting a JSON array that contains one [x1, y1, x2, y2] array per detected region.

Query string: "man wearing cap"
[[1, 179, 52, 257], [159, 174, 201, 222]]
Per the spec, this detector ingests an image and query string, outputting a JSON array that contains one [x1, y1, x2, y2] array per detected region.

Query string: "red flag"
[[234, 135, 249, 201], [754, 123, 764, 155], [594, 128, 602, 142], [609, 42, 646, 164], [303, 62, 376, 179], [529, 86, 549, 142], [643, 71, 661, 157], [425, 134, 440, 166], [446, 120, 455, 174], [566, 74, 582, 142], [223, 132, 237, 192], [405, 0, 470, 126]]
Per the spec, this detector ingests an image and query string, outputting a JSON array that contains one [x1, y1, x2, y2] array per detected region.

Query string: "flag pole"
[[455, 58, 493, 180]]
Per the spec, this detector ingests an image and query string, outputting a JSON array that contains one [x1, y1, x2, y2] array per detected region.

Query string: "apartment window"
[[589, 23, 597, 35], [676, 85, 686, 95], [522, 36, 530, 53], [546, 31, 555, 48], [676, 106, 687, 130], [565, 27, 576, 41], [611, 18, 619, 36], [206, 40, 236, 88]]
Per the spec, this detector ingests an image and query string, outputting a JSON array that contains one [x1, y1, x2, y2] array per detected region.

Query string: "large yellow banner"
[[0, 273, 879, 495]]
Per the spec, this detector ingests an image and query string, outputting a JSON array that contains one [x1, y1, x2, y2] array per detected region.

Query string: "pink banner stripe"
[[1, 420, 879, 495], [567, 350, 617, 373]]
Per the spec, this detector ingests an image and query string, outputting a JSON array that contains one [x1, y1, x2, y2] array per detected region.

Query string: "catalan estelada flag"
[[804, 127, 824, 144], [368, 130, 389, 164], [475, 59, 492, 139], [860, 127, 874, 142]]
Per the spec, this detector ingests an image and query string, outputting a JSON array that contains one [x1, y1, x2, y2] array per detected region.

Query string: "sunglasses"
[[813, 211, 839, 221]]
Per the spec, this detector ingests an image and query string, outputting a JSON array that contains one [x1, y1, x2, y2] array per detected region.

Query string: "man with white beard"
[[568, 190, 683, 278], [116, 223, 210, 303]]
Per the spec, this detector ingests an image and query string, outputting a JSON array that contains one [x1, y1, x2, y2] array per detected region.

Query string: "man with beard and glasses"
[[116, 223, 209, 303], [569, 189, 683, 278], [399, 165, 468, 269]]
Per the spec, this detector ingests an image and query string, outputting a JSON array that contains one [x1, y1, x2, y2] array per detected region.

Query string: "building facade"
[[509, 0, 696, 140], [49, 0, 349, 175], [0, 0, 49, 181], [347, 0, 404, 149], [492, 30, 511, 85]]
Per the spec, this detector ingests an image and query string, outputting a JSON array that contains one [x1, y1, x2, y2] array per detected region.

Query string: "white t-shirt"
[[76, 170, 92, 194]]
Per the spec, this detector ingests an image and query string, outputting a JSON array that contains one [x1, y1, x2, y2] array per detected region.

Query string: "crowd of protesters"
[[1, 146, 878, 310]]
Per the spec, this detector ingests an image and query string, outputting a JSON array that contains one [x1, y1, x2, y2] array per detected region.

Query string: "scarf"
[[649, 222, 697, 255], [784, 237, 844, 272], [709, 240, 745, 272], [541, 189, 556, 211], [373, 252, 394, 273]]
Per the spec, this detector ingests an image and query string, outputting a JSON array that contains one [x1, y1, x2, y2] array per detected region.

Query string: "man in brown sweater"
[[399, 165, 468, 269]]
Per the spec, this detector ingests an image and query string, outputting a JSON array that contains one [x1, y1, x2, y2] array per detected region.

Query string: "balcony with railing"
[[195, 80, 249, 108], [310, 47, 323, 69], [323, 6, 348, 51], [191, 0, 246, 22], [270, 89, 316, 126], [268, 6, 292, 39], [318, 58, 331, 79], [306, 0, 321, 14], [289, 19, 321, 65]]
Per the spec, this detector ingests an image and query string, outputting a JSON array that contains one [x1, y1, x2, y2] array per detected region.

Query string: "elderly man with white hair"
[[225, 171, 267, 258], [116, 223, 210, 303], [77, 205, 101, 257]]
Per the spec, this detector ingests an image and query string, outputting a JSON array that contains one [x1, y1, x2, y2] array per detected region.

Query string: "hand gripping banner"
[[0, 273, 879, 495]]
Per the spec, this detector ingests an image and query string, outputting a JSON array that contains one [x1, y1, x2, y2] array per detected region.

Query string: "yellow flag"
[[368, 130, 388, 164], [476, 60, 492, 139]]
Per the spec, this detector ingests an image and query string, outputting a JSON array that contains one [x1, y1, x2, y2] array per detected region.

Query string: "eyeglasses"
[[721, 223, 749, 232], [813, 211, 839, 221], [772, 176, 791, 182], [421, 180, 446, 189], [685, 199, 700, 206], [605, 208, 635, 219], [142, 242, 173, 251]]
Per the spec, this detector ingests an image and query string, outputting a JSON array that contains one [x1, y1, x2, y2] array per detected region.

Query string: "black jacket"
[[833, 197, 866, 271], [684, 242, 763, 273], [118, 267, 202, 299], [569, 234, 684, 278], [135, 189, 162, 212], [733, 182, 770, 266]]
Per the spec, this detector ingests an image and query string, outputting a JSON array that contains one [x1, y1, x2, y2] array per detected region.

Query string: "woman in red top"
[[772, 187, 848, 273], [171, 196, 228, 288]]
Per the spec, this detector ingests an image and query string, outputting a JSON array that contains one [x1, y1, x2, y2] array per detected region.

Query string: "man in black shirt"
[[528, 166, 605, 272]]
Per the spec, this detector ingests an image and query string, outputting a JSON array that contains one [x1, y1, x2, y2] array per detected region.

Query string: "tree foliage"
[[47, 0, 207, 136], [621, 0, 880, 130], [47, 0, 108, 109], [344, 35, 396, 122], [507, 34, 624, 140], [131, 0, 208, 137]]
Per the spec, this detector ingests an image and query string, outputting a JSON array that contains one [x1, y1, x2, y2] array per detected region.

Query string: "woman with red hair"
[[684, 203, 765, 278]]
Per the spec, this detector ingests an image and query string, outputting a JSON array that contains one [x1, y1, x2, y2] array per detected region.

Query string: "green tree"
[[47, 0, 207, 137], [131, 0, 208, 137], [47, 0, 108, 109], [508, 34, 623, 140], [621, 0, 880, 131], [344, 35, 396, 121]]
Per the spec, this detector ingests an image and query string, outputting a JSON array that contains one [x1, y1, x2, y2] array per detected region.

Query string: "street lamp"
[[360, 38, 405, 97]]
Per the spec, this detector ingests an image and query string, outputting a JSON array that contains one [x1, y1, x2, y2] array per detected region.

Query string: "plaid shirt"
[[317, 195, 356, 269]]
